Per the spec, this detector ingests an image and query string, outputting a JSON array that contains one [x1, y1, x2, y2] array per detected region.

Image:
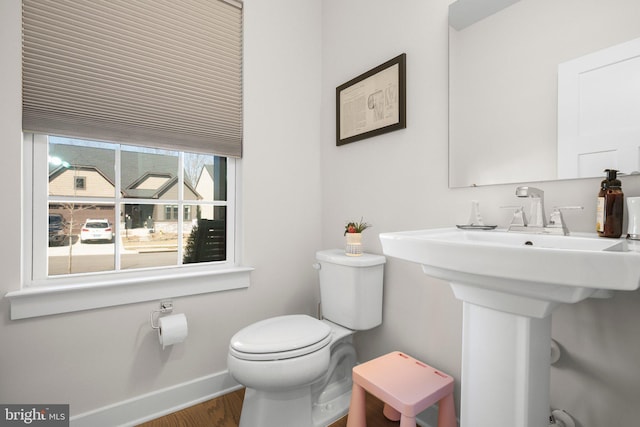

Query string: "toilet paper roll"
[[157, 313, 188, 349]]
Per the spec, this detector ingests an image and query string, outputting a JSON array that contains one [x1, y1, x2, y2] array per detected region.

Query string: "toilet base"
[[311, 339, 357, 427], [239, 381, 353, 427], [312, 379, 352, 427], [239, 386, 314, 427]]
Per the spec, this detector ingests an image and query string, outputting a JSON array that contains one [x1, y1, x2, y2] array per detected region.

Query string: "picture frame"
[[336, 53, 406, 146]]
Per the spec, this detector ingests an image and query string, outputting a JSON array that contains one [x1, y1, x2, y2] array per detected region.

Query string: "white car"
[[80, 219, 114, 243]]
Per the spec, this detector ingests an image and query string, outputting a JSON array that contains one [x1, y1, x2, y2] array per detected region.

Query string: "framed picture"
[[336, 53, 406, 146]]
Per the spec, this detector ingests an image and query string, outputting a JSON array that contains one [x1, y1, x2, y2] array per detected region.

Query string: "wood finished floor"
[[137, 388, 400, 427]]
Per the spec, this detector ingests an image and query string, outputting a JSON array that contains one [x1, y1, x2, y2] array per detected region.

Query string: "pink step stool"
[[346, 351, 457, 427]]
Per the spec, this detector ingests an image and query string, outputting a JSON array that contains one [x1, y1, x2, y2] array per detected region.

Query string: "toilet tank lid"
[[316, 249, 386, 267]]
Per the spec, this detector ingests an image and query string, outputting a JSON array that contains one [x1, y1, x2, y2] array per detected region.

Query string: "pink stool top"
[[352, 351, 454, 417]]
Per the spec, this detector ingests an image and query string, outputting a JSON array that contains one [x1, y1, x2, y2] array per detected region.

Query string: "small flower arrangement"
[[344, 218, 371, 235]]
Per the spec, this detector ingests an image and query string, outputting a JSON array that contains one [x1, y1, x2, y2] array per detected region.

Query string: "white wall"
[[321, 1, 640, 426], [0, 0, 323, 417]]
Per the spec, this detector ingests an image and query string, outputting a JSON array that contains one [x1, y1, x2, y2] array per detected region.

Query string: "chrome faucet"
[[507, 186, 583, 235], [515, 186, 546, 227]]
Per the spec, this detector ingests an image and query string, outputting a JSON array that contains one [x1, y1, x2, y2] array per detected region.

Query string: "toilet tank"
[[315, 249, 385, 330]]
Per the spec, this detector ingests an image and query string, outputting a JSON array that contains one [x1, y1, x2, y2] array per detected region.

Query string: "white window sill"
[[5, 265, 253, 320]]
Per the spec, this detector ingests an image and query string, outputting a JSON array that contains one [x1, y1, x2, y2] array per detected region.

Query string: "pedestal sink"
[[379, 228, 640, 427]]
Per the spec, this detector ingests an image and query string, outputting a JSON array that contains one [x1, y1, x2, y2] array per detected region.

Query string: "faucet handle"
[[501, 205, 528, 227], [547, 206, 583, 235]]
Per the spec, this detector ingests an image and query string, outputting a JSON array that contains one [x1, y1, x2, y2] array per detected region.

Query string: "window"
[[165, 206, 177, 221], [74, 176, 86, 191], [8, 133, 248, 319], [37, 135, 233, 278], [9, 1, 249, 320]]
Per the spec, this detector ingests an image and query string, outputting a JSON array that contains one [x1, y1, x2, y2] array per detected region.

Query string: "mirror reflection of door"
[[558, 37, 640, 179]]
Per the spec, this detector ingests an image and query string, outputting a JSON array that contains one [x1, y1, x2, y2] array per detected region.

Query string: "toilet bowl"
[[227, 249, 385, 427], [228, 314, 333, 392]]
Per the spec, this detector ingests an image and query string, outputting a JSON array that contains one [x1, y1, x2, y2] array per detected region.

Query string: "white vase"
[[345, 232, 362, 256]]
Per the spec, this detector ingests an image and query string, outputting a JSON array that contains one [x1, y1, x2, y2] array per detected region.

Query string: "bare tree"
[[61, 201, 96, 274], [183, 153, 207, 188]]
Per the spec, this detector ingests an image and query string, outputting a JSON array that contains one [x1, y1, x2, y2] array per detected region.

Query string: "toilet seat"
[[229, 314, 332, 361]]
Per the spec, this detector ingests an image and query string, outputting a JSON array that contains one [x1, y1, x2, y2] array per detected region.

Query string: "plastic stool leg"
[[437, 393, 457, 427], [383, 403, 401, 421], [399, 414, 417, 427], [346, 383, 367, 427]]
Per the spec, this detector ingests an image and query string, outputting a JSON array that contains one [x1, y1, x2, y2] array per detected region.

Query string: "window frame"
[[6, 133, 251, 320], [74, 176, 86, 191]]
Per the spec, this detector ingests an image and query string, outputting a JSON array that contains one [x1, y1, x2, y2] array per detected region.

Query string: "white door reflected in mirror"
[[558, 37, 640, 179]]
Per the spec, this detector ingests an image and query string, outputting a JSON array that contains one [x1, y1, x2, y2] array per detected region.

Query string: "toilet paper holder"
[[150, 300, 173, 329]]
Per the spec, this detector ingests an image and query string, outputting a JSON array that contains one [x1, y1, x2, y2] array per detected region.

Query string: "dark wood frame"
[[336, 53, 406, 146]]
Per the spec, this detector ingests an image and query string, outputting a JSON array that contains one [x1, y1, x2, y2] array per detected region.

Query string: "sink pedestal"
[[449, 281, 556, 427], [458, 299, 551, 427]]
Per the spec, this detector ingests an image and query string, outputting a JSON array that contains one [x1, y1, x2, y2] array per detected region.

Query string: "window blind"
[[22, 0, 243, 158]]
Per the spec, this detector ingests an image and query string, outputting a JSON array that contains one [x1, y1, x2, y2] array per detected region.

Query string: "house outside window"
[[38, 135, 232, 278]]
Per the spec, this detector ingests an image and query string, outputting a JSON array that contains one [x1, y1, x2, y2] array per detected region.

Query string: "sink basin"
[[380, 228, 640, 308], [379, 227, 640, 427]]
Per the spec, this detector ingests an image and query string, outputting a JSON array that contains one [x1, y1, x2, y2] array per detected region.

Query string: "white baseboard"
[[70, 371, 242, 427], [69, 370, 453, 427]]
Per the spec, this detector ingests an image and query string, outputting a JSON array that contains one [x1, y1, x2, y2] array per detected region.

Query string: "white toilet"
[[227, 249, 385, 427]]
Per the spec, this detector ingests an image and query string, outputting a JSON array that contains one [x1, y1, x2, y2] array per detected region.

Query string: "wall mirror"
[[448, 0, 640, 188]]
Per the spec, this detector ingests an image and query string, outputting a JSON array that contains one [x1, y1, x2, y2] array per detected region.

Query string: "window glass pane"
[[40, 137, 231, 281], [120, 203, 178, 270], [121, 147, 178, 199], [185, 153, 227, 202], [48, 203, 115, 275], [74, 176, 86, 190], [183, 206, 226, 264], [48, 138, 116, 197]]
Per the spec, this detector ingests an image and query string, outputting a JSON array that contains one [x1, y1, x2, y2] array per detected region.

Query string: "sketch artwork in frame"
[[336, 53, 406, 146]]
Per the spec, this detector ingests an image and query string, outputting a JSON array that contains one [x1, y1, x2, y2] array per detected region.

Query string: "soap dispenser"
[[596, 169, 624, 238]]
